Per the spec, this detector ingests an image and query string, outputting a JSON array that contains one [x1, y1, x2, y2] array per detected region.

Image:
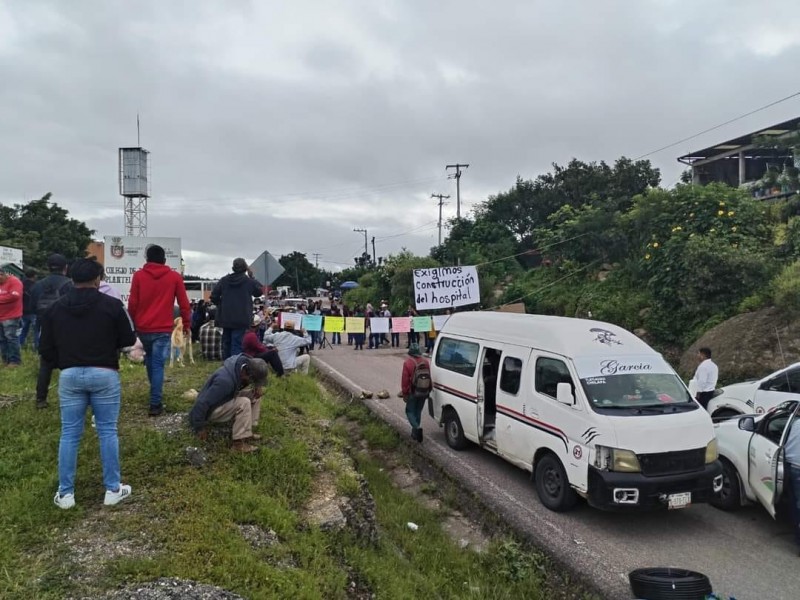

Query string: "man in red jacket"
[[0, 266, 23, 367], [128, 245, 190, 416], [401, 343, 432, 443]]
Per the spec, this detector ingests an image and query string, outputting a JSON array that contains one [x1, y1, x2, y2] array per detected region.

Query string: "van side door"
[[492, 345, 529, 465]]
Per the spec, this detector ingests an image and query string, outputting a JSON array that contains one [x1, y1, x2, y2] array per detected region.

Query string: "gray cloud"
[[1, 1, 799, 277]]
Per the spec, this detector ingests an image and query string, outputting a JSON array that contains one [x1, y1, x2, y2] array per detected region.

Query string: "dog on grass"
[[170, 317, 194, 367]]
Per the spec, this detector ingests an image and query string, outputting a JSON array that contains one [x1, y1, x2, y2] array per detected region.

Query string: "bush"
[[772, 261, 800, 316]]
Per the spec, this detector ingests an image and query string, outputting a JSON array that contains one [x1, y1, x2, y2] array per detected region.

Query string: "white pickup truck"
[[711, 401, 798, 514], [707, 362, 800, 419]]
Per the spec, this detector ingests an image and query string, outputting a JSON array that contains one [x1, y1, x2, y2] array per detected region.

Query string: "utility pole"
[[431, 193, 450, 246], [446, 163, 469, 219], [371, 236, 376, 265], [312, 253, 321, 268], [353, 228, 368, 264]]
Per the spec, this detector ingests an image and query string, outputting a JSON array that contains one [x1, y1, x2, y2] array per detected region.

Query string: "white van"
[[429, 313, 723, 512]]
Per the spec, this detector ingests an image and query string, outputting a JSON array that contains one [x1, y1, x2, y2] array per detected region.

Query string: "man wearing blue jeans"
[[39, 258, 137, 509], [210, 258, 263, 360], [128, 245, 191, 416]]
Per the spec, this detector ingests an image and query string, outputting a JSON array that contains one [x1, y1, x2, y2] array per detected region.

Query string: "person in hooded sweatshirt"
[[127, 244, 191, 416], [210, 258, 264, 360], [188, 354, 267, 453], [39, 258, 137, 510]]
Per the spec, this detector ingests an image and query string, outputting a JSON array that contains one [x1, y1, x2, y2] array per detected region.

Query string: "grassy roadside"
[[0, 349, 597, 599]]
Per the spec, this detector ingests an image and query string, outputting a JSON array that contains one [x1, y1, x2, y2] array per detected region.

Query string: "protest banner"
[[391, 316, 411, 333], [413, 265, 479, 310], [412, 316, 432, 331], [433, 315, 450, 331], [281, 313, 303, 329], [345, 316, 365, 333], [303, 314, 323, 332], [323, 316, 345, 333], [104, 236, 182, 304], [370, 317, 389, 334]]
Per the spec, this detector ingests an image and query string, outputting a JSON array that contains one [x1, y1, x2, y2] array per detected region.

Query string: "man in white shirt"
[[784, 405, 800, 554], [693, 347, 718, 410], [263, 322, 312, 374]]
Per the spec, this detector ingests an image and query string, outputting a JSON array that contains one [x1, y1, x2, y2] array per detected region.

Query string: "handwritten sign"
[[412, 316, 432, 331], [433, 315, 450, 331], [323, 316, 345, 333], [391, 317, 411, 333], [303, 314, 323, 331], [281, 313, 303, 329], [413, 266, 479, 310], [345, 317, 365, 333], [370, 317, 390, 333]]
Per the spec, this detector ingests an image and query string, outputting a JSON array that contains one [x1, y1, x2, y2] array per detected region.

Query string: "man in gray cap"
[[210, 258, 264, 360], [188, 354, 267, 453]]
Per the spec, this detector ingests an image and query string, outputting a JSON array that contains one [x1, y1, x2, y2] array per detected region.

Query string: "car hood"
[[718, 380, 758, 401], [605, 410, 714, 453]]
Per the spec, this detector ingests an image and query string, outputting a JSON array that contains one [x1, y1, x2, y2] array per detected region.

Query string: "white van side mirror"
[[556, 382, 575, 406]]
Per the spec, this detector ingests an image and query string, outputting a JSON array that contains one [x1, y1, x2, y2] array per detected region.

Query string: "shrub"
[[772, 260, 800, 316]]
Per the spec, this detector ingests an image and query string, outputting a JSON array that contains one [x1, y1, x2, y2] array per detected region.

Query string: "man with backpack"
[[31, 254, 72, 408], [401, 342, 432, 443]]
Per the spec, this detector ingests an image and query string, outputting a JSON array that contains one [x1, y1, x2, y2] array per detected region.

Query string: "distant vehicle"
[[711, 401, 797, 514], [706, 363, 800, 419], [429, 312, 723, 512]]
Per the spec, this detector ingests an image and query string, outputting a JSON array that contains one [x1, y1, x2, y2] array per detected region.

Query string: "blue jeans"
[[0, 317, 21, 364], [405, 395, 426, 432], [19, 314, 37, 348], [222, 328, 245, 360], [787, 463, 800, 548], [139, 332, 170, 408], [58, 367, 122, 495]]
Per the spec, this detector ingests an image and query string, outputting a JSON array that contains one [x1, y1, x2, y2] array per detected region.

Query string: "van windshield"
[[580, 373, 695, 413]]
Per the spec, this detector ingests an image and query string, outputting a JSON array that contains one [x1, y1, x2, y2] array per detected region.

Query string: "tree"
[[272, 252, 323, 295], [0, 193, 94, 270]]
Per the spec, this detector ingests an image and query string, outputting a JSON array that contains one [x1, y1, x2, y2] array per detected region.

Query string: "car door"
[[753, 365, 800, 413], [748, 405, 793, 517]]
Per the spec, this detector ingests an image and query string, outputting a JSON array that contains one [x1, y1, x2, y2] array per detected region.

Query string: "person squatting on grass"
[[39, 258, 137, 510], [188, 354, 268, 454]]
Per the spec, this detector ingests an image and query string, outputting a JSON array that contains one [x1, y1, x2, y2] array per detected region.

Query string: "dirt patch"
[[236, 524, 280, 549], [62, 511, 159, 585], [150, 412, 188, 436], [90, 577, 245, 599]]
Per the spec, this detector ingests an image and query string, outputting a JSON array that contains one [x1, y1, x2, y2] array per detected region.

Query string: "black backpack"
[[411, 358, 432, 400], [37, 278, 70, 317]]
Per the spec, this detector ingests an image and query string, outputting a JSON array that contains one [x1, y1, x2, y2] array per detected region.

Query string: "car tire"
[[443, 408, 469, 450], [710, 458, 741, 511], [629, 567, 712, 600], [534, 453, 577, 512], [712, 408, 740, 420]]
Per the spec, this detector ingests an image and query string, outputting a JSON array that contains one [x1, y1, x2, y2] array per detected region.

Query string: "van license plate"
[[668, 492, 691, 509]]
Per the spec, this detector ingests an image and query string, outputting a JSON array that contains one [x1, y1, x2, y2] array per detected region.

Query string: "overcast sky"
[[2, 0, 800, 278]]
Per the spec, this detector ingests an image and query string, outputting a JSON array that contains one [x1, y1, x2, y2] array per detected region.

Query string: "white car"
[[706, 362, 800, 419], [711, 401, 798, 513]]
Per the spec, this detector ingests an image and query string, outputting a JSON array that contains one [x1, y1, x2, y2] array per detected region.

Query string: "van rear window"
[[435, 337, 479, 377]]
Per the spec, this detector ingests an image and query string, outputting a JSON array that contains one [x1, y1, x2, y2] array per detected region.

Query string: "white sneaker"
[[104, 484, 132, 506], [54, 492, 75, 510]]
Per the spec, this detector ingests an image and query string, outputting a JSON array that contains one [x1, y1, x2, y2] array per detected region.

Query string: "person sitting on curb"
[[188, 355, 267, 453], [242, 314, 284, 377], [262, 322, 311, 374]]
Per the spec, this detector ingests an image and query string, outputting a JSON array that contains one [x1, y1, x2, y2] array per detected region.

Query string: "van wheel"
[[712, 408, 740, 420], [710, 459, 741, 511], [443, 409, 469, 450], [534, 453, 577, 512]]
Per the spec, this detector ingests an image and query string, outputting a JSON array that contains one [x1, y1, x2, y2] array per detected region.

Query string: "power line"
[[634, 90, 800, 160]]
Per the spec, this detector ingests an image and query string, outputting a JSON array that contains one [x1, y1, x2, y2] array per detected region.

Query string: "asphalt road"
[[312, 343, 798, 600]]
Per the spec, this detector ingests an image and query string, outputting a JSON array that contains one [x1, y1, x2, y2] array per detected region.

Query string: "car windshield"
[[581, 373, 694, 409]]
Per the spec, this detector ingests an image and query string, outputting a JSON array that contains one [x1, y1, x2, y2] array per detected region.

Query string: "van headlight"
[[705, 439, 718, 464], [595, 446, 641, 473]]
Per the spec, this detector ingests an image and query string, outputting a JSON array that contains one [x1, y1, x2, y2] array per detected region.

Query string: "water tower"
[[119, 147, 150, 237]]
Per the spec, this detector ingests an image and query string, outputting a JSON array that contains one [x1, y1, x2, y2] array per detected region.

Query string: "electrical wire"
[[473, 232, 593, 268], [633, 90, 800, 160], [488, 260, 599, 310]]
